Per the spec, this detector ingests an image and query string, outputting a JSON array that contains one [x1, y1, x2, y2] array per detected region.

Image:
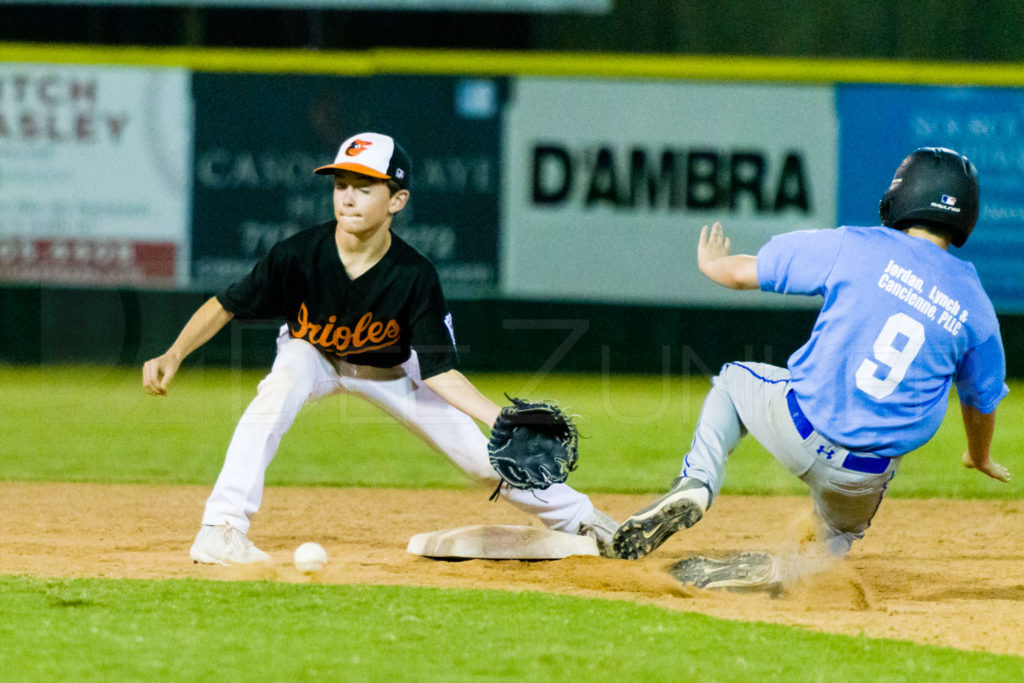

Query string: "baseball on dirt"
[[294, 542, 328, 572]]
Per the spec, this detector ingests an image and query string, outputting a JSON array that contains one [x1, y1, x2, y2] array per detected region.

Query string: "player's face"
[[332, 171, 408, 237]]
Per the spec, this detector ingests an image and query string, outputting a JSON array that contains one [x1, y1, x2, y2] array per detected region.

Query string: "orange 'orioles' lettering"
[[290, 302, 400, 356]]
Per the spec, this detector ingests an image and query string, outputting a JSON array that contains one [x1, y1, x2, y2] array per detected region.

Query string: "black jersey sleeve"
[[216, 242, 291, 320], [409, 272, 458, 379]]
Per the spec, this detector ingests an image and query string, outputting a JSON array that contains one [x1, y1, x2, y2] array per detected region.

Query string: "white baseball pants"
[[679, 362, 900, 557], [201, 331, 595, 534]]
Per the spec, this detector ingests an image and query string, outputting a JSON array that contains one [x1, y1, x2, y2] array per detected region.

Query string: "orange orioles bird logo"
[[345, 139, 373, 157]]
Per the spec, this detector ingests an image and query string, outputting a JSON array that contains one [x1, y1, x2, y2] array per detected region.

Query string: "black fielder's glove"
[[487, 395, 579, 500]]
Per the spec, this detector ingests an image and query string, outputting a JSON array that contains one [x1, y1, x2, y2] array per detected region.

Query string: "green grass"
[[3, 575, 1021, 683], [3, 364, 1022, 680], [1, 364, 1021, 499]]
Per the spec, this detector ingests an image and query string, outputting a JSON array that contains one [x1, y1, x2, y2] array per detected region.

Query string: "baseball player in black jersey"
[[143, 132, 617, 564]]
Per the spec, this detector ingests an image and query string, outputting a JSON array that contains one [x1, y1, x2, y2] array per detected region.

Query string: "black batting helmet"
[[879, 147, 980, 247]]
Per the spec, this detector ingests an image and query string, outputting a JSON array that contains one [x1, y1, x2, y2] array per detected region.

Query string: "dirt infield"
[[3, 482, 1023, 656]]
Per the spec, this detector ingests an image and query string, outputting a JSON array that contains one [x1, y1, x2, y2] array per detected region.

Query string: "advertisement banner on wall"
[[837, 84, 1024, 314], [0, 64, 191, 287], [191, 73, 502, 298], [500, 78, 838, 307]]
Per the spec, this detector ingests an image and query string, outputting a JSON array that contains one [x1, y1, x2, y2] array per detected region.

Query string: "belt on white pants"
[[786, 390, 892, 475]]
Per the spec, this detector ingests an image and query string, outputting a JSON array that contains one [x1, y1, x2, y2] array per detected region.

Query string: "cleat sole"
[[612, 498, 703, 560]]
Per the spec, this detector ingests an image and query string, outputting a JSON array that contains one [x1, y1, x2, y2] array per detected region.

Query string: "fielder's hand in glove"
[[487, 396, 579, 500]]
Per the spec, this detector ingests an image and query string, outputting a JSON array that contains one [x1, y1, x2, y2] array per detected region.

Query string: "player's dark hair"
[[386, 179, 403, 196]]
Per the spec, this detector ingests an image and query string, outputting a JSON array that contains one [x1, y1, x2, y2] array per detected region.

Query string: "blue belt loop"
[[786, 389, 814, 440], [841, 453, 891, 474]]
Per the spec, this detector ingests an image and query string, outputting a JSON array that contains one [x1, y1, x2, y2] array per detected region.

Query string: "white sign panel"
[[501, 78, 838, 306], [0, 64, 192, 287]]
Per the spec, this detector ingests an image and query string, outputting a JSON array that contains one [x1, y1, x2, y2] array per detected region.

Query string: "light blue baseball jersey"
[[757, 226, 1008, 456]]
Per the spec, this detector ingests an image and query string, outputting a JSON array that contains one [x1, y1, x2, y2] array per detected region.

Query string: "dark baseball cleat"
[[669, 551, 783, 597], [612, 477, 710, 560]]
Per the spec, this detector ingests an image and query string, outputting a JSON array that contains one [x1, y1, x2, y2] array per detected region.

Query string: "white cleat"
[[189, 524, 272, 565], [612, 477, 711, 560], [577, 508, 619, 558]]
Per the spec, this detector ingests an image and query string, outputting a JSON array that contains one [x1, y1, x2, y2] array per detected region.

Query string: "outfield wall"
[[1, 46, 1020, 373], [0, 284, 823, 372], [3, 285, 1022, 380]]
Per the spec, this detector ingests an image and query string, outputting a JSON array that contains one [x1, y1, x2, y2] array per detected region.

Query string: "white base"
[[406, 524, 598, 560]]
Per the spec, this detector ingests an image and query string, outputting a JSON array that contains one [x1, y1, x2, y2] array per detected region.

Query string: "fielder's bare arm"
[[143, 132, 616, 565]]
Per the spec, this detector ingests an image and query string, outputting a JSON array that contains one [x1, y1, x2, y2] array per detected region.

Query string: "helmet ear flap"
[[879, 196, 893, 227]]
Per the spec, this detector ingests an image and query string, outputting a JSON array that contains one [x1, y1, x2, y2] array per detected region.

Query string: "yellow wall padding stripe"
[[3, 42, 1023, 86]]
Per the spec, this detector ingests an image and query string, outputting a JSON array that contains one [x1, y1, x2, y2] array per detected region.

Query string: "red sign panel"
[[0, 237, 177, 287]]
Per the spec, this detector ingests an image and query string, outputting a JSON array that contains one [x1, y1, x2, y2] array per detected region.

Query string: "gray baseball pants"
[[679, 362, 900, 557]]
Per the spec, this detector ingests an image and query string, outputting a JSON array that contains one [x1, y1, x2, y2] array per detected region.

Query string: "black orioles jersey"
[[217, 221, 457, 379]]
